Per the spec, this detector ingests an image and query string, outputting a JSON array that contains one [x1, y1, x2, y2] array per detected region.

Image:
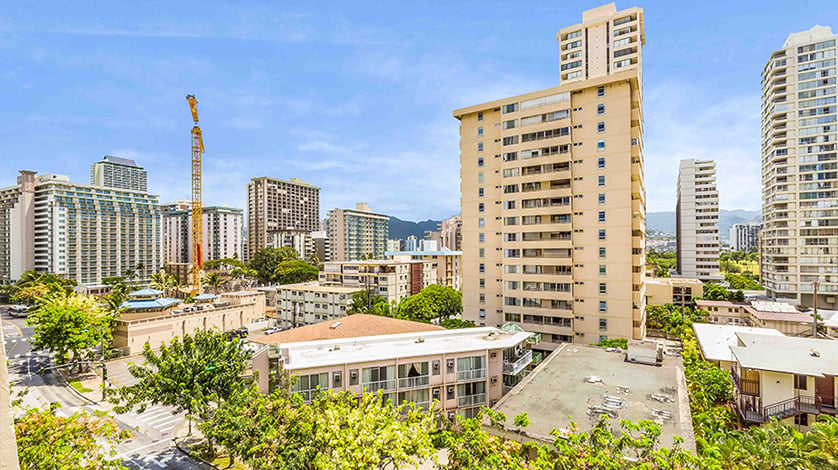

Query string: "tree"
[[249, 247, 300, 284], [14, 403, 131, 470], [150, 270, 173, 297], [201, 386, 437, 470], [348, 290, 387, 315], [11, 271, 76, 303], [440, 318, 475, 329], [394, 285, 462, 322], [701, 283, 730, 301], [204, 257, 248, 271], [203, 272, 226, 294], [274, 259, 318, 285], [28, 292, 114, 367], [111, 329, 253, 434], [231, 266, 258, 290]]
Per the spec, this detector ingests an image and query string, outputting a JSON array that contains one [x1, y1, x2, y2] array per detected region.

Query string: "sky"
[[1, 1, 837, 221]]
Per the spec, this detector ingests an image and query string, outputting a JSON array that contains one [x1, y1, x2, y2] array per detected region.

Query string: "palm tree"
[[171, 276, 187, 299], [203, 272, 226, 294], [150, 271, 170, 297]]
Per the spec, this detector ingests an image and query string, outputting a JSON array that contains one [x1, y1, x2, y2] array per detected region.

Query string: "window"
[[599, 283, 607, 295], [598, 193, 606, 204], [599, 318, 608, 331], [503, 136, 519, 146], [597, 121, 605, 133], [479, 248, 485, 258], [478, 157, 484, 167], [503, 200, 516, 210], [599, 265, 607, 276], [597, 140, 606, 151], [794, 374, 808, 390], [795, 414, 809, 427], [503, 103, 518, 114], [597, 104, 605, 115], [503, 119, 518, 129], [566, 30, 582, 40], [599, 301, 607, 312], [598, 175, 606, 187], [478, 187, 484, 197], [598, 229, 606, 240], [479, 293, 486, 304], [599, 247, 606, 258], [477, 172, 484, 183], [477, 112, 483, 122], [598, 211, 606, 222], [479, 309, 486, 319], [479, 233, 485, 243], [477, 142, 484, 152], [478, 218, 485, 228], [479, 263, 485, 273], [597, 86, 605, 97], [479, 278, 485, 288], [597, 157, 606, 169], [477, 127, 484, 137]]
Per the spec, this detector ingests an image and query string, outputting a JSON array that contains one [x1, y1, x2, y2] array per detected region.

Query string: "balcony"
[[457, 368, 486, 382], [363, 379, 396, 392], [398, 375, 430, 390], [736, 395, 821, 423], [730, 368, 759, 396], [458, 393, 487, 408], [503, 350, 533, 375]]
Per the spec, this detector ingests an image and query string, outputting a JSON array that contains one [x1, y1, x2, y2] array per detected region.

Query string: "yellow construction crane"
[[186, 94, 204, 295]]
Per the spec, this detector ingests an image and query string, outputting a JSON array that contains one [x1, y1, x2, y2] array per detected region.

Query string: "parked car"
[[9, 305, 31, 318], [264, 327, 280, 335]]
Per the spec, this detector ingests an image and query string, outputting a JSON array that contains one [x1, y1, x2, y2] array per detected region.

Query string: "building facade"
[[246, 177, 320, 261], [254, 324, 534, 419], [439, 214, 463, 251], [730, 223, 762, 252], [327, 203, 389, 261], [387, 250, 463, 290], [319, 259, 434, 305], [90, 155, 148, 192], [761, 26, 838, 307], [675, 159, 721, 281], [259, 282, 363, 328], [163, 204, 244, 264], [455, 4, 646, 351], [0, 171, 162, 285]]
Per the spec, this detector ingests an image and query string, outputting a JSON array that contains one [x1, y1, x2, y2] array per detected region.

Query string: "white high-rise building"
[[90, 156, 148, 192], [0, 170, 162, 285], [730, 223, 762, 252], [761, 25, 838, 307], [676, 159, 721, 281], [162, 203, 244, 264], [327, 203, 389, 261]]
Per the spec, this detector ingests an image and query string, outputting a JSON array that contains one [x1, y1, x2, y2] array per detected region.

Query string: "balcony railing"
[[730, 368, 760, 396], [457, 368, 486, 382], [736, 395, 822, 423], [458, 393, 487, 408], [503, 351, 533, 375], [363, 379, 396, 392], [398, 375, 430, 390]]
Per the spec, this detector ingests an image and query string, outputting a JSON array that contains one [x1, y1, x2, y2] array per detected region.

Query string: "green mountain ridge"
[[388, 217, 443, 240]]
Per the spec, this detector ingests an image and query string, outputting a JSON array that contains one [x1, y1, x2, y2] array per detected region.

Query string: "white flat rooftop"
[[279, 327, 532, 370], [692, 324, 783, 363], [730, 333, 838, 377]]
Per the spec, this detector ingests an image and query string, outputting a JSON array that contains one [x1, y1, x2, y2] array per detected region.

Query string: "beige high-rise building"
[[439, 214, 463, 251], [761, 26, 838, 307], [454, 3, 646, 352], [675, 159, 721, 281], [246, 177, 320, 261], [327, 203, 389, 261]]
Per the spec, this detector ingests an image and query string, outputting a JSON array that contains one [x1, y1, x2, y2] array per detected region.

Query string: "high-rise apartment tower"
[[454, 3, 646, 352], [675, 159, 721, 281], [163, 203, 244, 264], [90, 156, 148, 192], [327, 203, 389, 261], [761, 26, 838, 307], [730, 223, 761, 252], [246, 177, 320, 261]]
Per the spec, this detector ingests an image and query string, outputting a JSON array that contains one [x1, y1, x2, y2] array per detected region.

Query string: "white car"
[[264, 327, 281, 335]]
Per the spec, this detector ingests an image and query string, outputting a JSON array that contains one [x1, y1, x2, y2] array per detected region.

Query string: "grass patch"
[[69, 380, 93, 393], [190, 442, 247, 469]]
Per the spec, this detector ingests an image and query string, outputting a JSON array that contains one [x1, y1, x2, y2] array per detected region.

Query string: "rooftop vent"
[[810, 349, 820, 358], [415, 337, 425, 343], [329, 321, 342, 329]]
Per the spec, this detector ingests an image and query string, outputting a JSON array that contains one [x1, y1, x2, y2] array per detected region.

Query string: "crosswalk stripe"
[[146, 413, 179, 425], [151, 416, 182, 428], [132, 407, 170, 418]]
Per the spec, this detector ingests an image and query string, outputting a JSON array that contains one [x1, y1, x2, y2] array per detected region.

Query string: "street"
[[2, 307, 208, 469]]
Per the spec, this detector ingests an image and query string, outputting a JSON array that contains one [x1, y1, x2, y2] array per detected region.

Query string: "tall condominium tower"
[[162, 204, 244, 264], [0, 170, 162, 285], [246, 177, 320, 261], [327, 203, 389, 261], [730, 223, 761, 252], [761, 26, 837, 307], [90, 155, 148, 192], [675, 159, 721, 281], [454, 3, 646, 352]]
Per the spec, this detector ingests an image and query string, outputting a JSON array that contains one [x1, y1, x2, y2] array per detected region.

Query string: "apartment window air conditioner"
[[491, 377, 498, 384], [490, 352, 497, 358], [447, 386, 455, 394]]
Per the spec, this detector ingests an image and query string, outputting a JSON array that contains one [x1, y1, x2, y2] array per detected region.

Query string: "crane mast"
[[186, 94, 204, 295]]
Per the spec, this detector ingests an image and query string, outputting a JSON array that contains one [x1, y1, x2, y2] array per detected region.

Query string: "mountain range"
[[647, 210, 761, 240], [388, 217, 443, 240]]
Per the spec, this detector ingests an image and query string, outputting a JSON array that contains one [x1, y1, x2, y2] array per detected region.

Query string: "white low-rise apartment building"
[[257, 282, 363, 328], [319, 259, 434, 304], [252, 315, 534, 418]]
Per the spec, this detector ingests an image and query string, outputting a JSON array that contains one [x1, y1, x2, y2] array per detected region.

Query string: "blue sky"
[[2, 1, 837, 221]]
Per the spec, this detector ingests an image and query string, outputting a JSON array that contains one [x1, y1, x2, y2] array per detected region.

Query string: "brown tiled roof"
[[252, 314, 445, 345]]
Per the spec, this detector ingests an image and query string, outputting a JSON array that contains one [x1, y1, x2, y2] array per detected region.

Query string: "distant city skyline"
[[1, 1, 837, 220]]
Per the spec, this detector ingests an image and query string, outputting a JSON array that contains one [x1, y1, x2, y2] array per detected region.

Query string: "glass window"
[[598, 211, 606, 222], [478, 157, 484, 167], [477, 172, 484, 183], [599, 301, 607, 312], [478, 142, 484, 152], [477, 127, 484, 137], [598, 229, 606, 240], [599, 318, 608, 330], [599, 283, 607, 295], [598, 193, 606, 204], [479, 248, 485, 258], [478, 187, 484, 197], [478, 203, 484, 212], [479, 278, 485, 288], [599, 247, 606, 258], [599, 265, 607, 276], [478, 218, 485, 228], [479, 233, 485, 243], [597, 157, 606, 169], [479, 309, 486, 319], [597, 104, 605, 115], [597, 86, 605, 97], [477, 112, 483, 121], [479, 263, 485, 273], [597, 121, 605, 133], [503, 103, 518, 114], [598, 175, 606, 187], [597, 140, 606, 151]]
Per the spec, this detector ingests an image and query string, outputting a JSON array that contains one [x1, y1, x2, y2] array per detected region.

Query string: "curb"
[[172, 436, 226, 470], [56, 369, 99, 406]]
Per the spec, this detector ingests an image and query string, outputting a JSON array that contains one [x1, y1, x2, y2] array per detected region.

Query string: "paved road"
[[2, 308, 207, 469]]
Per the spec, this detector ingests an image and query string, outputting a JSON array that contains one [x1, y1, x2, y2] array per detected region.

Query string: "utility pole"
[[813, 282, 819, 338], [100, 331, 107, 401]]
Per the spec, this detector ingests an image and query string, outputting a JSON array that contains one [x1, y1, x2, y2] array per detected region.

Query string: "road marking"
[[150, 416, 181, 428], [146, 413, 179, 426], [116, 439, 170, 458]]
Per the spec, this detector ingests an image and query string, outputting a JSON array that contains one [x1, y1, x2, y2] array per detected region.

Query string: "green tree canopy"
[[274, 259, 318, 285], [14, 403, 131, 470], [348, 290, 388, 315], [202, 386, 437, 470], [11, 271, 77, 303], [395, 285, 462, 322], [203, 257, 248, 271], [202, 272, 227, 293], [27, 292, 114, 366], [111, 329, 253, 434], [249, 247, 300, 284]]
